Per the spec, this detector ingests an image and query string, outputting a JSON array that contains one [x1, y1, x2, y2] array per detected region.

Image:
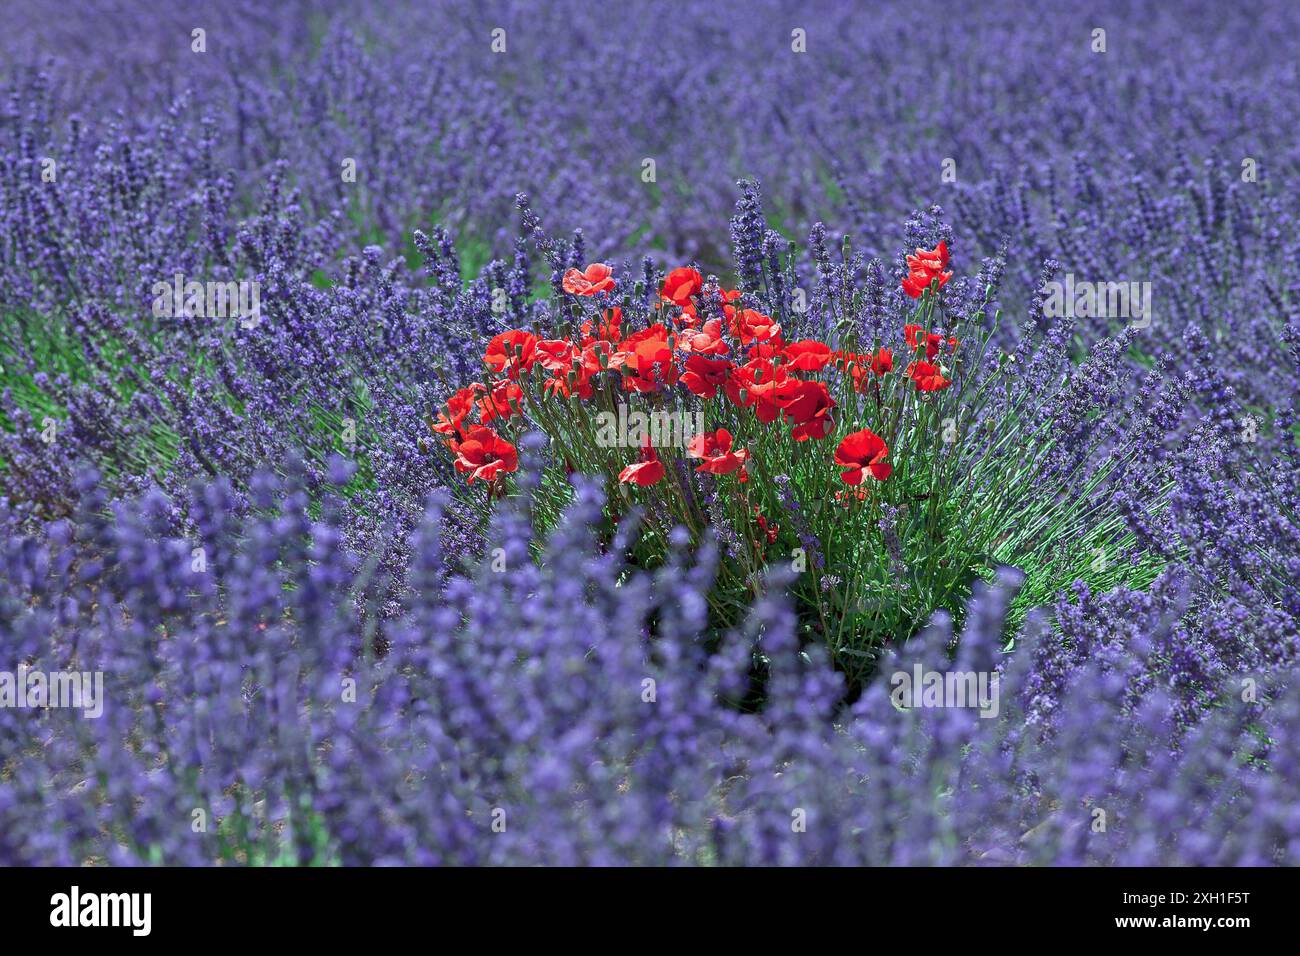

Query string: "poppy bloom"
[[536, 338, 577, 372], [775, 379, 835, 441], [746, 337, 786, 360], [430, 383, 485, 435], [562, 262, 615, 296], [729, 358, 790, 423], [904, 327, 935, 361], [448, 425, 519, 483], [674, 300, 700, 330], [686, 428, 749, 475], [907, 360, 952, 392], [484, 329, 539, 378], [681, 354, 733, 399], [618, 437, 665, 486], [661, 267, 703, 306], [729, 308, 781, 346], [782, 339, 833, 372], [834, 428, 893, 484], [901, 241, 952, 298], [679, 317, 729, 356], [908, 240, 950, 274], [610, 324, 679, 393], [709, 288, 745, 330], [542, 368, 589, 400]]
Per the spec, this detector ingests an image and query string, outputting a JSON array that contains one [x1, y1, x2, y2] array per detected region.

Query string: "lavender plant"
[[0, 462, 1296, 865]]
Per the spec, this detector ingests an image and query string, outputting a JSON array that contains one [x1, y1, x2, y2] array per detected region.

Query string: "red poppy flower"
[[618, 437, 665, 486], [536, 338, 577, 372], [729, 308, 781, 346], [792, 412, 834, 442], [679, 317, 729, 356], [729, 358, 790, 422], [610, 324, 679, 393], [782, 339, 833, 372], [674, 301, 699, 330], [543, 370, 590, 400], [834, 428, 893, 484], [907, 360, 952, 392], [484, 330, 539, 378], [448, 425, 519, 483], [686, 428, 749, 475], [661, 267, 703, 306], [431, 383, 485, 435], [681, 354, 733, 399], [909, 240, 950, 274], [746, 338, 786, 361], [562, 262, 615, 296], [901, 241, 952, 298], [903, 324, 927, 355], [775, 379, 835, 441]]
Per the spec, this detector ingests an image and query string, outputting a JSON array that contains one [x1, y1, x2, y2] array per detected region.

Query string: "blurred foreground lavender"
[[1, 460, 1296, 865]]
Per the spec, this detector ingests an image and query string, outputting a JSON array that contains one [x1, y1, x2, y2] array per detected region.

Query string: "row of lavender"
[[1, 0, 1299, 862]]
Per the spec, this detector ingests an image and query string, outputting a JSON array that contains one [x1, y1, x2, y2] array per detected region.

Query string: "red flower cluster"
[[434, 251, 960, 493], [834, 347, 893, 392], [906, 360, 952, 392]]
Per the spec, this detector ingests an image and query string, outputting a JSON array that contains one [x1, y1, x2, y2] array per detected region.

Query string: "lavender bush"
[[1, 0, 1298, 864]]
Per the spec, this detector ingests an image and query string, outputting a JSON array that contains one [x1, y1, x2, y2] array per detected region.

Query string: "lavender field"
[[1, 0, 1298, 866]]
